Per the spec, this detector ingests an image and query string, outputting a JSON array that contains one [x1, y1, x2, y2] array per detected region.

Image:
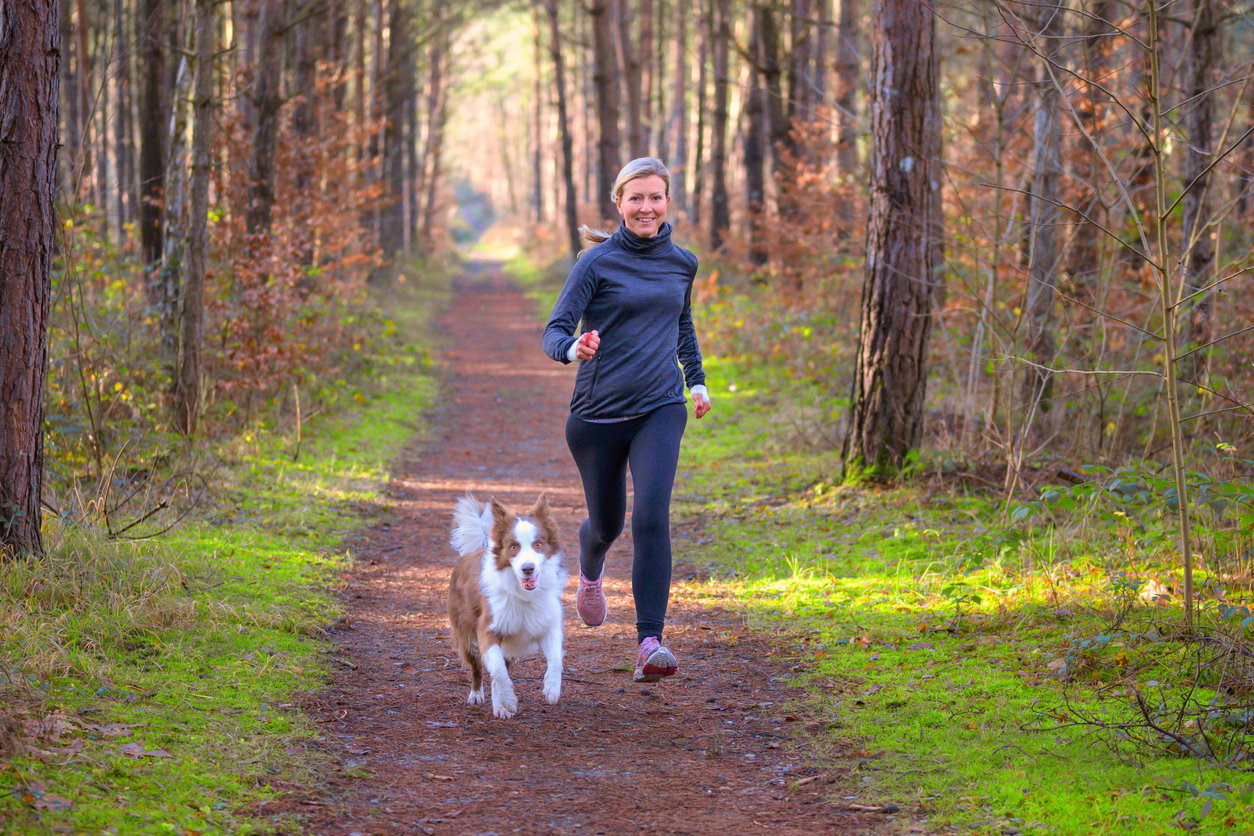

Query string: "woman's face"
[[615, 175, 670, 238]]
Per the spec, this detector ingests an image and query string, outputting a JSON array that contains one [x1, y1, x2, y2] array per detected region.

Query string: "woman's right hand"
[[575, 330, 600, 361]]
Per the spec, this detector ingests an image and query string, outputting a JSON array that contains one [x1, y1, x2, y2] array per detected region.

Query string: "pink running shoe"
[[576, 572, 607, 627], [633, 636, 677, 682]]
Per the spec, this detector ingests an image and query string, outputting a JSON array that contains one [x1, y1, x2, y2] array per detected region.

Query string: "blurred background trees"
[[29, 0, 1254, 516]]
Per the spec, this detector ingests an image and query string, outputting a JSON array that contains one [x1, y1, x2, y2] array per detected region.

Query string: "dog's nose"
[[521, 563, 536, 576]]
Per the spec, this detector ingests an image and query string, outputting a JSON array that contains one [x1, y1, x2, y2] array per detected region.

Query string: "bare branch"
[[999, 356, 1162, 378]]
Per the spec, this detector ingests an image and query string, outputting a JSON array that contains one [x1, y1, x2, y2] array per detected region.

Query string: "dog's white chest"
[[488, 592, 560, 655]]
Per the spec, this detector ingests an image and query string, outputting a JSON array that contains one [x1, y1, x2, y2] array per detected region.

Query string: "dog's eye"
[[509, 543, 520, 552], [533, 540, 545, 550]]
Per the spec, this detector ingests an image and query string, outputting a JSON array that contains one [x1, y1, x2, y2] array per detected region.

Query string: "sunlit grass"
[[676, 353, 1254, 834], [0, 257, 450, 833]]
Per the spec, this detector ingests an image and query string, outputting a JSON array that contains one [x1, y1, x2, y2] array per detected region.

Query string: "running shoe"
[[576, 572, 607, 627], [633, 636, 677, 682]]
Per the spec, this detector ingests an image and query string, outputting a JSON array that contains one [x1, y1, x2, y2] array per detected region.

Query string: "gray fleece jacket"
[[542, 222, 706, 420]]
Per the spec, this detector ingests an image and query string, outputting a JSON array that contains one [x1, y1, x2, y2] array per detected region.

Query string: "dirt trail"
[[273, 262, 886, 835]]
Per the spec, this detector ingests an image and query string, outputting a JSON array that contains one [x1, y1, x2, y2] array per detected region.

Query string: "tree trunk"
[[1180, 0, 1217, 384], [590, 0, 620, 222], [708, 0, 730, 250], [834, 0, 859, 177], [420, 24, 449, 246], [380, 0, 413, 255], [138, 0, 167, 268], [530, 3, 544, 225], [691, 0, 709, 228], [670, 1, 688, 215], [1021, 0, 1064, 416], [406, 67, 421, 249], [788, 0, 813, 128], [616, 0, 645, 157], [61, 0, 80, 199], [759, 2, 787, 221], [1064, 0, 1114, 304], [293, 2, 324, 267], [744, 6, 769, 266], [640, 0, 655, 154], [547, 0, 580, 258], [0, 0, 59, 558], [842, 0, 941, 478], [173, 0, 215, 437], [246, 0, 285, 237], [74, 0, 95, 206], [813, 0, 830, 104], [159, 53, 191, 374], [292, 0, 321, 140], [114, 0, 135, 235]]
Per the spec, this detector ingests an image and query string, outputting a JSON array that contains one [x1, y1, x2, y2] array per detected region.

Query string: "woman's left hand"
[[693, 391, 711, 419]]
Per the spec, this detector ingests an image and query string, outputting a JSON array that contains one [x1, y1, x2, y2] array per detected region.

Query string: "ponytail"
[[577, 225, 613, 258]]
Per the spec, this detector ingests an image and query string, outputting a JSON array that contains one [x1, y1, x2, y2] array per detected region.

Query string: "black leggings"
[[565, 403, 687, 642]]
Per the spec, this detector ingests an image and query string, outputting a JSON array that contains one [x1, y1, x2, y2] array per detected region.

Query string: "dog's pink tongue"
[[522, 577, 538, 590]]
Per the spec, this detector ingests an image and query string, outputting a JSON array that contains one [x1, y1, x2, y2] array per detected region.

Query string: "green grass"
[[0, 260, 450, 834], [674, 353, 1254, 835]]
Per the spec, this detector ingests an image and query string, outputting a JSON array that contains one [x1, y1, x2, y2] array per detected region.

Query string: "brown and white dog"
[[447, 493, 565, 719]]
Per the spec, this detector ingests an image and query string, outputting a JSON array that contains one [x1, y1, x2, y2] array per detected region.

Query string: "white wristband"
[[691, 384, 709, 402], [566, 339, 580, 363]]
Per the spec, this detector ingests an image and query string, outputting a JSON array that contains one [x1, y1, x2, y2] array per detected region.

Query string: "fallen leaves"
[[120, 741, 174, 759], [22, 781, 73, 812]]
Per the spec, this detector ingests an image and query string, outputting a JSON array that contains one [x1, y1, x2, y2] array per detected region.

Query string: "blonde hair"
[[578, 157, 672, 255]]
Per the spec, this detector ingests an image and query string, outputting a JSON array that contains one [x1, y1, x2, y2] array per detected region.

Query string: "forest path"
[[275, 261, 885, 835]]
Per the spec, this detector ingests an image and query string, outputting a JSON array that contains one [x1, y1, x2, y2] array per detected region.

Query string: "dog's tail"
[[450, 492, 493, 555]]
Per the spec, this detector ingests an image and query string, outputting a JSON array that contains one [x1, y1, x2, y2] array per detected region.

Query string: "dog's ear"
[[490, 499, 509, 525], [531, 492, 561, 552]]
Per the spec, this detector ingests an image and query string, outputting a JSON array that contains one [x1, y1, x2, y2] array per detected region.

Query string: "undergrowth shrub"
[[0, 526, 196, 682], [46, 61, 392, 499]]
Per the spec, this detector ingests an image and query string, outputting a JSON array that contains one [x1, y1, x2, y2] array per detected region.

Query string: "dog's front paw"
[[467, 686, 485, 706], [492, 686, 518, 719], [543, 678, 561, 704]]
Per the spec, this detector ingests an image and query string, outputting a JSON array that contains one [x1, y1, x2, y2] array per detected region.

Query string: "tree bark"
[[590, 0, 620, 222], [114, 0, 135, 234], [420, 23, 449, 246], [788, 0, 813, 128], [246, 0, 285, 238], [640, 0, 655, 154], [138, 0, 167, 268], [172, 0, 215, 437], [616, 0, 645, 157], [530, 3, 544, 224], [744, 5, 769, 266], [380, 0, 414, 255], [691, 0, 709, 228], [708, 0, 731, 249], [670, 1, 688, 215], [834, 0, 859, 177], [842, 0, 941, 478], [547, 0, 580, 258], [1180, 0, 1217, 383], [61, 0, 80, 199], [74, 0, 95, 206], [0, 0, 60, 558], [1064, 0, 1114, 304], [158, 52, 191, 374], [1021, 0, 1064, 416], [813, 0, 830, 105]]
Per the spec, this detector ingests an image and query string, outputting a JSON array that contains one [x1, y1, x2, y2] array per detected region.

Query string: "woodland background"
[[26, 0, 1253, 499]]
